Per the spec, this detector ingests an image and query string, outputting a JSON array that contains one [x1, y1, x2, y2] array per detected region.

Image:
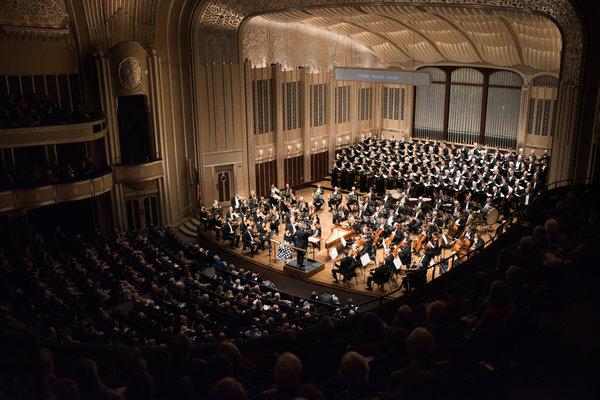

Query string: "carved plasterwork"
[[82, 1, 158, 50], [195, 0, 583, 84], [242, 17, 380, 72], [118, 57, 143, 91], [0, 0, 68, 29], [0, 0, 69, 39]]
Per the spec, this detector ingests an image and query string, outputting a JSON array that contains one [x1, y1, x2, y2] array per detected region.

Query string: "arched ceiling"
[[256, 5, 561, 74]]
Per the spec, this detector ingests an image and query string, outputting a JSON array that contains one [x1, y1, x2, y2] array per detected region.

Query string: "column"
[[244, 60, 257, 193], [327, 71, 337, 169], [300, 67, 311, 182], [93, 49, 125, 230], [406, 85, 415, 138], [272, 64, 285, 186], [372, 83, 383, 138], [350, 82, 359, 140], [516, 82, 530, 149], [548, 81, 579, 183], [147, 47, 172, 225]]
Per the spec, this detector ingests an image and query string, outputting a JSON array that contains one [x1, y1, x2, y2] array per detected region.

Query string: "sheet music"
[[340, 237, 347, 247], [393, 257, 403, 270], [360, 253, 371, 267], [329, 247, 338, 260]]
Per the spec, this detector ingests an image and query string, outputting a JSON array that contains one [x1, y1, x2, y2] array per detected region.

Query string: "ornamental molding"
[[118, 56, 143, 91], [0, 25, 69, 40], [194, 0, 583, 84], [0, 0, 68, 30]]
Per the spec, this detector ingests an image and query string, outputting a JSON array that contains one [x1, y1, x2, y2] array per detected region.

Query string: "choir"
[[198, 138, 549, 292]]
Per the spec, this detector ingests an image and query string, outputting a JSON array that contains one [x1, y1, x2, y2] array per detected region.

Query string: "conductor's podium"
[[283, 258, 325, 278]]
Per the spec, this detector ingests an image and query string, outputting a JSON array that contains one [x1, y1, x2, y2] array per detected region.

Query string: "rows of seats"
[[0, 93, 96, 129], [0, 159, 109, 190], [0, 182, 598, 400], [0, 228, 343, 348]]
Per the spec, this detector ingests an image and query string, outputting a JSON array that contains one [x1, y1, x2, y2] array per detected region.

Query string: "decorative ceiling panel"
[[242, 3, 563, 75], [0, 0, 68, 29]]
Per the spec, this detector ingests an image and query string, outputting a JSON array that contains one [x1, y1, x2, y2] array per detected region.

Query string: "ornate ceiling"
[[0, 0, 69, 39], [194, 0, 581, 83], [254, 5, 561, 74]]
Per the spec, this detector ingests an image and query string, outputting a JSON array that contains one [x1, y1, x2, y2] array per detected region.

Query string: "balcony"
[[0, 116, 107, 148], [0, 171, 113, 212], [113, 159, 164, 190]]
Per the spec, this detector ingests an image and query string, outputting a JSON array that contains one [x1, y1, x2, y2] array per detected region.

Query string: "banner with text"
[[334, 67, 431, 86]]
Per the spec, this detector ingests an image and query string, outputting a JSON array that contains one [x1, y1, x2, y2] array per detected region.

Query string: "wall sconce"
[[312, 140, 317, 150], [258, 149, 264, 159], [287, 145, 292, 153], [296, 143, 302, 152], [269, 148, 273, 157], [337, 137, 341, 143], [346, 135, 350, 143], [322, 140, 326, 149]]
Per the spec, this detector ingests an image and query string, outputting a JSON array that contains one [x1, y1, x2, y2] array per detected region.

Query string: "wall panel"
[[310, 151, 329, 182], [255, 159, 277, 198]]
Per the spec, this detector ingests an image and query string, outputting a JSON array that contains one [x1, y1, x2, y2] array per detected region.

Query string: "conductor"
[[292, 223, 310, 268]]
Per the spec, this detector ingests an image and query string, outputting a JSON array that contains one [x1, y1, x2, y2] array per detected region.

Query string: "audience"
[[0, 158, 108, 190], [0, 182, 597, 400], [0, 93, 97, 129], [71, 359, 125, 400]]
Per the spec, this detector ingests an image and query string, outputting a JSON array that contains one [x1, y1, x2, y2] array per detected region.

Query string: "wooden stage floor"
[[199, 180, 502, 299]]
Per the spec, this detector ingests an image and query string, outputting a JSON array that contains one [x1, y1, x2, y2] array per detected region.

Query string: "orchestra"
[[198, 137, 548, 292]]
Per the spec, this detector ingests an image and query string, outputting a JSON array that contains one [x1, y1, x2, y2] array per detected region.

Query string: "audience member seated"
[[0, 181, 597, 400], [0, 93, 99, 129], [0, 158, 108, 190]]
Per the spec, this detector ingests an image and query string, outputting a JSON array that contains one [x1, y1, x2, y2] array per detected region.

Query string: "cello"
[[452, 228, 472, 256], [413, 231, 427, 253]]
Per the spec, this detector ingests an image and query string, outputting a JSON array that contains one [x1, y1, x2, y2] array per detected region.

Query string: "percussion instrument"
[[388, 190, 401, 199], [485, 207, 499, 225]]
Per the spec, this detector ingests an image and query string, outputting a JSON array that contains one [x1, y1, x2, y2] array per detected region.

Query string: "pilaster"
[[549, 81, 579, 183], [244, 60, 257, 192], [300, 67, 311, 182], [272, 63, 284, 185], [516, 82, 530, 149]]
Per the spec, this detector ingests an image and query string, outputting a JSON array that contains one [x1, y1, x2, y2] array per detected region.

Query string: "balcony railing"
[[0, 170, 113, 212], [0, 115, 106, 148]]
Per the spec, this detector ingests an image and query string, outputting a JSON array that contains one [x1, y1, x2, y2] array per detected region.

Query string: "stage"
[[193, 180, 503, 299]]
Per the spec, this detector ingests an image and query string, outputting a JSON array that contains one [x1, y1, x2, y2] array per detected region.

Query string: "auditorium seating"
[[0, 91, 99, 129], [0, 181, 598, 399], [0, 159, 109, 190]]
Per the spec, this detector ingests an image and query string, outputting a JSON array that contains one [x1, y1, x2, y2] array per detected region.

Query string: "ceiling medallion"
[[118, 57, 143, 91]]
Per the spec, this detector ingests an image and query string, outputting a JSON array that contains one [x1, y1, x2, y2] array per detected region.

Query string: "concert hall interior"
[[1, 1, 600, 399]]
